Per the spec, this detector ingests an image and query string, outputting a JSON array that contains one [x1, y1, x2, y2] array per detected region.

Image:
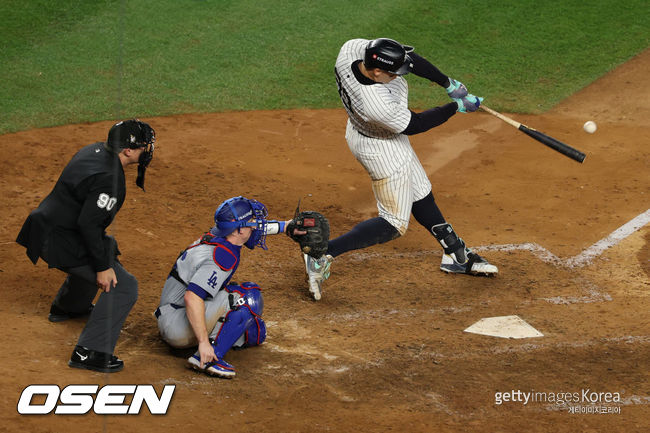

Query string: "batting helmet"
[[363, 38, 414, 75], [211, 196, 269, 249]]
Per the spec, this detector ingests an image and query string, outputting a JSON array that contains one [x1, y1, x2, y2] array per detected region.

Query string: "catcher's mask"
[[364, 38, 414, 76], [105, 119, 156, 191], [211, 196, 269, 250]]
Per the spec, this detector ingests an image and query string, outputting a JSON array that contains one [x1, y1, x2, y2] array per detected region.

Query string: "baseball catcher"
[[155, 196, 304, 379]]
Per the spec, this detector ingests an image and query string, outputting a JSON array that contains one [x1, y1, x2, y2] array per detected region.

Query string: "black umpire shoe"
[[68, 345, 124, 373], [48, 304, 94, 323]]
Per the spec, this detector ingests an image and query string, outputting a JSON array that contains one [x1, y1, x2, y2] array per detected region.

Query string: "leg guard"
[[431, 223, 469, 264], [431, 223, 498, 276], [241, 316, 266, 348], [213, 283, 265, 356], [212, 306, 255, 358]]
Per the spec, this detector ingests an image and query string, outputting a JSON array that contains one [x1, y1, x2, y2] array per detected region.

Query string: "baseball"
[[583, 120, 597, 134]]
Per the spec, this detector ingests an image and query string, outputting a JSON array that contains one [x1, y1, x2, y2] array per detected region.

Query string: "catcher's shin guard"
[[431, 223, 498, 276], [212, 307, 255, 359]]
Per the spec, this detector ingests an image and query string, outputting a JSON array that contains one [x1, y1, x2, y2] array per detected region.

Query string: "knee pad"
[[217, 282, 265, 355], [242, 316, 266, 347], [225, 282, 264, 316]]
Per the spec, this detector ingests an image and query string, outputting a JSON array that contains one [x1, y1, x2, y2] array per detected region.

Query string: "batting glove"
[[445, 78, 468, 99], [454, 94, 483, 113]]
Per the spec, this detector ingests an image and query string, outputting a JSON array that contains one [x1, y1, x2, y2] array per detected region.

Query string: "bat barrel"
[[481, 104, 586, 163], [519, 125, 586, 163]]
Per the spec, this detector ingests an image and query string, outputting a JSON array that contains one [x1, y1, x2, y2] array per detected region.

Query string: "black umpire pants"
[[53, 261, 138, 355]]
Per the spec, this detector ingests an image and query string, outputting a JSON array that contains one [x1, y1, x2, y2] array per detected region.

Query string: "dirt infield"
[[0, 49, 648, 432]]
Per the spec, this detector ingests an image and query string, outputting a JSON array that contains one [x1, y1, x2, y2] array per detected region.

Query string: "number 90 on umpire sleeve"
[[97, 193, 117, 211]]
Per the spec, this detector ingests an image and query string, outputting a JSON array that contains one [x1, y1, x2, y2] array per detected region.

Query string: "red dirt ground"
[[0, 49, 648, 432]]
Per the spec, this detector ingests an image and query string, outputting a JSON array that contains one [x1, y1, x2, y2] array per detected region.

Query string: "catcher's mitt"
[[287, 210, 330, 258]]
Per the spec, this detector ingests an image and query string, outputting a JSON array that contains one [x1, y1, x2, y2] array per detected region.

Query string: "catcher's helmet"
[[211, 196, 269, 249], [363, 38, 414, 75]]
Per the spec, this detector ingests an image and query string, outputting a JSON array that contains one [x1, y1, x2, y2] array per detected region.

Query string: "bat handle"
[[480, 105, 522, 129]]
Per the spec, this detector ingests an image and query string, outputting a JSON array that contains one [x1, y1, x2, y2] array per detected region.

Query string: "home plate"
[[464, 315, 544, 339]]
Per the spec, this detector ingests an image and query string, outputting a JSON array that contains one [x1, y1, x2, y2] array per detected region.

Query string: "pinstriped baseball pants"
[[346, 122, 431, 235]]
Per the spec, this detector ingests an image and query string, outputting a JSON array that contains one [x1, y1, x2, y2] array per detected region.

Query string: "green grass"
[[1, 0, 648, 134]]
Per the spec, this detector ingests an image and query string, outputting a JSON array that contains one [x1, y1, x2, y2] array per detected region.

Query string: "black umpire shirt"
[[17, 142, 126, 272]]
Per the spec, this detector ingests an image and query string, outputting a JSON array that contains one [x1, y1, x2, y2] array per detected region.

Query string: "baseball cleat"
[[303, 253, 333, 301], [187, 354, 236, 379], [68, 345, 124, 373], [440, 251, 498, 276]]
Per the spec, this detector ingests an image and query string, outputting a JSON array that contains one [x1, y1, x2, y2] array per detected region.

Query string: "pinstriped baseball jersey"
[[335, 38, 432, 233], [335, 39, 411, 139]]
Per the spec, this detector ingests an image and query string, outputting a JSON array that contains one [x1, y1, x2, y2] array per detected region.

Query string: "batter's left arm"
[[409, 52, 449, 87], [410, 52, 468, 99]]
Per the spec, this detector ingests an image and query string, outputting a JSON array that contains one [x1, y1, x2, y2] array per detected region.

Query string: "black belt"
[[354, 127, 395, 139], [154, 303, 183, 319], [355, 127, 373, 138]]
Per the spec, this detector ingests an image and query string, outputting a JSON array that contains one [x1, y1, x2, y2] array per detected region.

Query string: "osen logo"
[[17, 384, 175, 415]]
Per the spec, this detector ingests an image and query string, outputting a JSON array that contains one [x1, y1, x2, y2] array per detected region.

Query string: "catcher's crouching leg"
[[191, 283, 265, 378], [231, 282, 267, 348]]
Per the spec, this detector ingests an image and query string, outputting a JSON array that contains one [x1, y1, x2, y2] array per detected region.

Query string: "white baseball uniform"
[[335, 38, 432, 235], [156, 236, 238, 348], [156, 221, 285, 348]]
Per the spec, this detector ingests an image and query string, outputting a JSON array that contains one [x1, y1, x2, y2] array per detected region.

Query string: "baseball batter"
[[156, 196, 301, 379], [303, 38, 498, 300]]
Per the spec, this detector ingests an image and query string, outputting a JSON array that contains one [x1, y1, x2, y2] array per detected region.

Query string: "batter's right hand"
[[198, 340, 218, 368], [455, 94, 483, 113], [96, 268, 118, 292]]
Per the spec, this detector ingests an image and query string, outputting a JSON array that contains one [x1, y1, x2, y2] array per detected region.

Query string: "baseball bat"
[[480, 105, 586, 163]]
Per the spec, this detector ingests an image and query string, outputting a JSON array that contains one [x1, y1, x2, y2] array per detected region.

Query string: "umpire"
[[16, 119, 155, 373]]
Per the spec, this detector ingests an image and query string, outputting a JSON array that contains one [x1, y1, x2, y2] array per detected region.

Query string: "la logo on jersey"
[[17, 384, 175, 415]]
